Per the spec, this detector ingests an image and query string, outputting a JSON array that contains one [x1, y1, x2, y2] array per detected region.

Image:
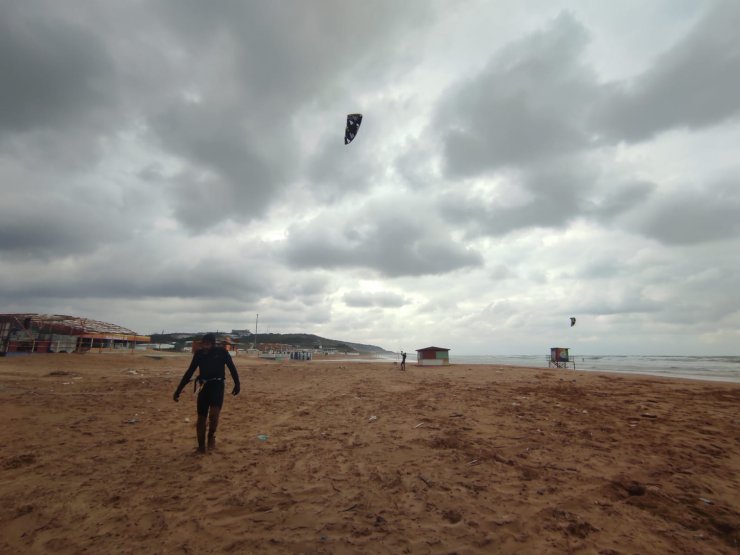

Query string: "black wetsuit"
[[175, 347, 240, 415]]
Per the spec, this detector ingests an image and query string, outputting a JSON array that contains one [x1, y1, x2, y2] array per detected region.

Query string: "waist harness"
[[193, 376, 224, 393]]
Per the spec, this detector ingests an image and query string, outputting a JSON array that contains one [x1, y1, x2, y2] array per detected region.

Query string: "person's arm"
[[226, 352, 240, 395], [173, 354, 199, 401]]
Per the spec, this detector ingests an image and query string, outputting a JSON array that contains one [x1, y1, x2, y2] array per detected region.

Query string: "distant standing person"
[[173, 333, 240, 454], [401, 351, 407, 371]]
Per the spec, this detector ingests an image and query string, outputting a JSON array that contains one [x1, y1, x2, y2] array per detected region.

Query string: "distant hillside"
[[149, 332, 392, 354]]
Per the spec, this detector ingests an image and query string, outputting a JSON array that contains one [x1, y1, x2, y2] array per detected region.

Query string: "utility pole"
[[255, 313, 259, 352]]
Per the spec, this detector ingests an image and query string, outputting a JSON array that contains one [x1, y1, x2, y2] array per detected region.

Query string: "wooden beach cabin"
[[548, 347, 575, 369], [416, 346, 450, 366]]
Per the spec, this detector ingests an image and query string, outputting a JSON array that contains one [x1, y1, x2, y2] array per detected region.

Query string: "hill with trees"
[[149, 332, 392, 354]]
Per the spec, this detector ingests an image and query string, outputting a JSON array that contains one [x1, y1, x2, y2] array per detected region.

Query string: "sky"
[[1, 0, 739, 355]]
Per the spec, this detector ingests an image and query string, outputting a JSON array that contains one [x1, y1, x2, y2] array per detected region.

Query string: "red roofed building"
[[416, 346, 450, 366]]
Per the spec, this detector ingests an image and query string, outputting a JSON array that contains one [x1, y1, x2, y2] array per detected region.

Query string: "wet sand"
[[1, 352, 738, 554]]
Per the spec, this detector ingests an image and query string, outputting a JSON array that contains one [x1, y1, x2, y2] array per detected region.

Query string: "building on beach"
[[0, 313, 150, 354], [548, 347, 575, 369], [416, 346, 450, 366]]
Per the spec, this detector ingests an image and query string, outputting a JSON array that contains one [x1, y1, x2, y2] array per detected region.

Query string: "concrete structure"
[[0, 314, 150, 354], [416, 346, 450, 366]]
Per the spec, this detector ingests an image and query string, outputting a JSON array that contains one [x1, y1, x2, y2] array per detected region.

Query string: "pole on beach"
[[255, 313, 259, 352]]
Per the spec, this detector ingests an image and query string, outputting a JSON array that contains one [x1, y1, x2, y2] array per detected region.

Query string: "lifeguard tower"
[[548, 347, 575, 369]]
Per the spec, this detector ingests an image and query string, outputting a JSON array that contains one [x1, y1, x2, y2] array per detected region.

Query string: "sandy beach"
[[0, 352, 738, 554]]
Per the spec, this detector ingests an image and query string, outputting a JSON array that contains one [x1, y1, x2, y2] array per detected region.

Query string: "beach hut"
[[548, 347, 575, 369], [416, 346, 450, 366]]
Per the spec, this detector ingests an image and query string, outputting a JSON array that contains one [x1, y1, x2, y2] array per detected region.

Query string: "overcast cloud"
[[1, 0, 738, 355]]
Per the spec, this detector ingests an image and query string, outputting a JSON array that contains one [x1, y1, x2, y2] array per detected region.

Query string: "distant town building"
[[191, 335, 240, 353], [416, 346, 450, 366]]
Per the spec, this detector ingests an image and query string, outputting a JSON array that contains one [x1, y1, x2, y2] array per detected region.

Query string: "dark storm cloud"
[[596, 1, 740, 142], [0, 153, 154, 258], [428, 5, 738, 245], [0, 0, 438, 236], [0, 3, 117, 135], [435, 12, 597, 178], [0, 2, 126, 172], [0, 200, 127, 257], [142, 0, 437, 229], [282, 208, 483, 277], [432, 2, 740, 181], [268, 274, 330, 304], [432, 4, 732, 176], [586, 181, 657, 223], [152, 0, 433, 116], [0, 251, 268, 301], [149, 102, 280, 229], [628, 178, 740, 245]]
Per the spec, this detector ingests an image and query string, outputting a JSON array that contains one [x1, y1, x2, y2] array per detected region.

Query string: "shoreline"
[[2, 349, 739, 384], [4, 349, 740, 384], [313, 356, 740, 385]]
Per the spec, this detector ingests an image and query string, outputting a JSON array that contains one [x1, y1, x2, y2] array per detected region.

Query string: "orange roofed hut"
[[416, 346, 450, 366]]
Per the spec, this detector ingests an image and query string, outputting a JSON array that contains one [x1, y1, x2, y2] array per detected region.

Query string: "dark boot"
[[196, 415, 207, 454], [208, 407, 221, 451]]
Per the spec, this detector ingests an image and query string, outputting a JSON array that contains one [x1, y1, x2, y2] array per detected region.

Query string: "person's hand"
[[231, 383, 240, 396], [173, 392, 180, 402]]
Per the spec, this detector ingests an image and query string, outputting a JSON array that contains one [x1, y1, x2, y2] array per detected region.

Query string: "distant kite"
[[345, 113, 363, 145], [570, 317, 576, 327]]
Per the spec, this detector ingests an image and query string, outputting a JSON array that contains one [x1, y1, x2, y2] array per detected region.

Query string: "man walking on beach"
[[401, 351, 407, 371], [173, 333, 240, 454]]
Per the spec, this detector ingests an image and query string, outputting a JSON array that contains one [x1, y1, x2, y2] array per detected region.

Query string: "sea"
[[371, 354, 740, 383]]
